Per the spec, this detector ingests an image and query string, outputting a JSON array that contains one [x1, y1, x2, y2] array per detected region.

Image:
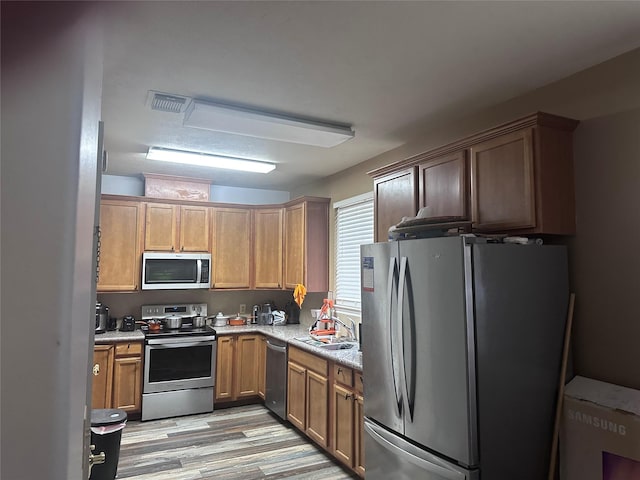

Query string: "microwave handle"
[[197, 259, 202, 283]]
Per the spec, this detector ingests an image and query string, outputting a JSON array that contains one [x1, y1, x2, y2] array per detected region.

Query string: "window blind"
[[334, 193, 374, 315]]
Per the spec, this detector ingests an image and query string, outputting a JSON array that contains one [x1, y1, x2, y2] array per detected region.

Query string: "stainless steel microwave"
[[141, 252, 211, 290]]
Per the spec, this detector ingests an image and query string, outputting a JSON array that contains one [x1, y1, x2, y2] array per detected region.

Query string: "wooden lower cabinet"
[[354, 372, 365, 477], [92, 342, 142, 415], [306, 370, 329, 447], [215, 336, 234, 401], [331, 364, 365, 477], [286, 346, 364, 476], [235, 335, 260, 398], [92, 345, 114, 409], [215, 334, 261, 402], [333, 383, 355, 466], [112, 342, 143, 414], [257, 336, 267, 399], [286, 347, 329, 448], [286, 361, 307, 430], [113, 356, 142, 413]]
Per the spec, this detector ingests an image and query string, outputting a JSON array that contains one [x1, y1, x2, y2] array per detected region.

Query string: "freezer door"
[[472, 243, 569, 479], [364, 419, 479, 480], [361, 242, 404, 434], [399, 236, 478, 467]]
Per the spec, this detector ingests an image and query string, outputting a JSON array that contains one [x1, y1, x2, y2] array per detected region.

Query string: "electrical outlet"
[[239, 304, 246, 314]]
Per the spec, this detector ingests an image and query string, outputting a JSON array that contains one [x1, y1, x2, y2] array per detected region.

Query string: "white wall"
[[295, 48, 640, 390], [209, 184, 289, 204], [1, 5, 103, 479], [102, 174, 145, 196], [102, 174, 290, 204]]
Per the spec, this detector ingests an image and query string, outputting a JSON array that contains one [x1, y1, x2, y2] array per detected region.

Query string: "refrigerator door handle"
[[365, 421, 467, 480], [388, 256, 403, 416], [398, 256, 412, 421]]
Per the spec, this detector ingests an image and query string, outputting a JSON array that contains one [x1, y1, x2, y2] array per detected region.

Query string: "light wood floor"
[[115, 404, 358, 479]]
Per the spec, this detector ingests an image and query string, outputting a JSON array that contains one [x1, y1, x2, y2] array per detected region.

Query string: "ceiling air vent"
[[148, 91, 189, 113]]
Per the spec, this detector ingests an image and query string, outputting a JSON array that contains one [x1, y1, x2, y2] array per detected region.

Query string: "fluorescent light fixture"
[[183, 100, 354, 148], [146, 147, 276, 174]]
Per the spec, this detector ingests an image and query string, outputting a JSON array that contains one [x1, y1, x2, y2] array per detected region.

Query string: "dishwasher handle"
[[266, 339, 287, 353]]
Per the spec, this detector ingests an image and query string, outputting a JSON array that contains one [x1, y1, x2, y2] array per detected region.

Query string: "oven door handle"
[[146, 336, 216, 346]]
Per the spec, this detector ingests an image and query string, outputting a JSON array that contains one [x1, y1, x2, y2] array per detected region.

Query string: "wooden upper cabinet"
[[145, 202, 209, 252], [283, 198, 329, 292], [373, 167, 417, 242], [211, 207, 251, 289], [253, 208, 283, 289], [470, 129, 535, 231], [98, 199, 144, 292], [145, 203, 178, 251], [470, 119, 578, 235], [418, 150, 468, 220], [180, 205, 210, 251], [284, 203, 304, 289], [370, 112, 578, 237]]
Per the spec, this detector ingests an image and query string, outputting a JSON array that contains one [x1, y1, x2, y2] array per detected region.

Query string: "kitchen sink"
[[295, 336, 359, 350], [316, 341, 359, 350]]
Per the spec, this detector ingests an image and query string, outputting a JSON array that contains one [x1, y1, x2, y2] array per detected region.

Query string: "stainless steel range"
[[141, 303, 216, 421]]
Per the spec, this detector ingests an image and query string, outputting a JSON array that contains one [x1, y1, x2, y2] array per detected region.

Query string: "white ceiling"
[[101, 1, 640, 191]]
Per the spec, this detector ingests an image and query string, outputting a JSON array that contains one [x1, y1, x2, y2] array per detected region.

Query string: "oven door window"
[[145, 259, 197, 285], [148, 344, 212, 382]]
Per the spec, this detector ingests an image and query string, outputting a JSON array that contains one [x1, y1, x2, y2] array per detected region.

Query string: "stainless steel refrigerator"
[[361, 236, 569, 480]]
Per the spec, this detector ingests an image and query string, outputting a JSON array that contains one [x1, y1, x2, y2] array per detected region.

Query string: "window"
[[334, 192, 374, 317]]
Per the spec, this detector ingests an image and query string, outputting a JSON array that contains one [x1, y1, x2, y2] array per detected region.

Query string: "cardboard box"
[[561, 376, 640, 480]]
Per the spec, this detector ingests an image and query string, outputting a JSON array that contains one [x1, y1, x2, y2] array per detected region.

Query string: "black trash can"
[[90, 409, 127, 480]]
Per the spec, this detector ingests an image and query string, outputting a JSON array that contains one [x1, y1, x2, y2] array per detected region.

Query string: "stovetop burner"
[[141, 303, 213, 339], [141, 324, 216, 338]]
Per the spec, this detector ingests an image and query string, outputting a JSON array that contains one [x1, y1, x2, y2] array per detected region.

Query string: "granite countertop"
[[207, 324, 363, 371], [94, 324, 363, 371], [94, 329, 144, 343]]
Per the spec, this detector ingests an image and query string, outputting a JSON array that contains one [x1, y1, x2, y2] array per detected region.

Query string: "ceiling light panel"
[[146, 147, 276, 173], [183, 100, 354, 148]]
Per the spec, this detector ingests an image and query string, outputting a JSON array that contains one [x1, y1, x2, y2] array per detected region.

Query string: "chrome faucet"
[[332, 316, 357, 342]]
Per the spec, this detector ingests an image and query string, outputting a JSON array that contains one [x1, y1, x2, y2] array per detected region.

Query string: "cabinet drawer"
[[115, 342, 142, 357], [289, 346, 328, 376], [355, 371, 364, 395], [333, 363, 353, 387]]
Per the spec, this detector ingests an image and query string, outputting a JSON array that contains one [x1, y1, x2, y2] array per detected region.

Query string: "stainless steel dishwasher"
[[265, 337, 288, 420]]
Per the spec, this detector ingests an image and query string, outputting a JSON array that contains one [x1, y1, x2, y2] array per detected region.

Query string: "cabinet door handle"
[[93, 364, 100, 376], [337, 367, 342, 375], [344, 393, 352, 400]]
